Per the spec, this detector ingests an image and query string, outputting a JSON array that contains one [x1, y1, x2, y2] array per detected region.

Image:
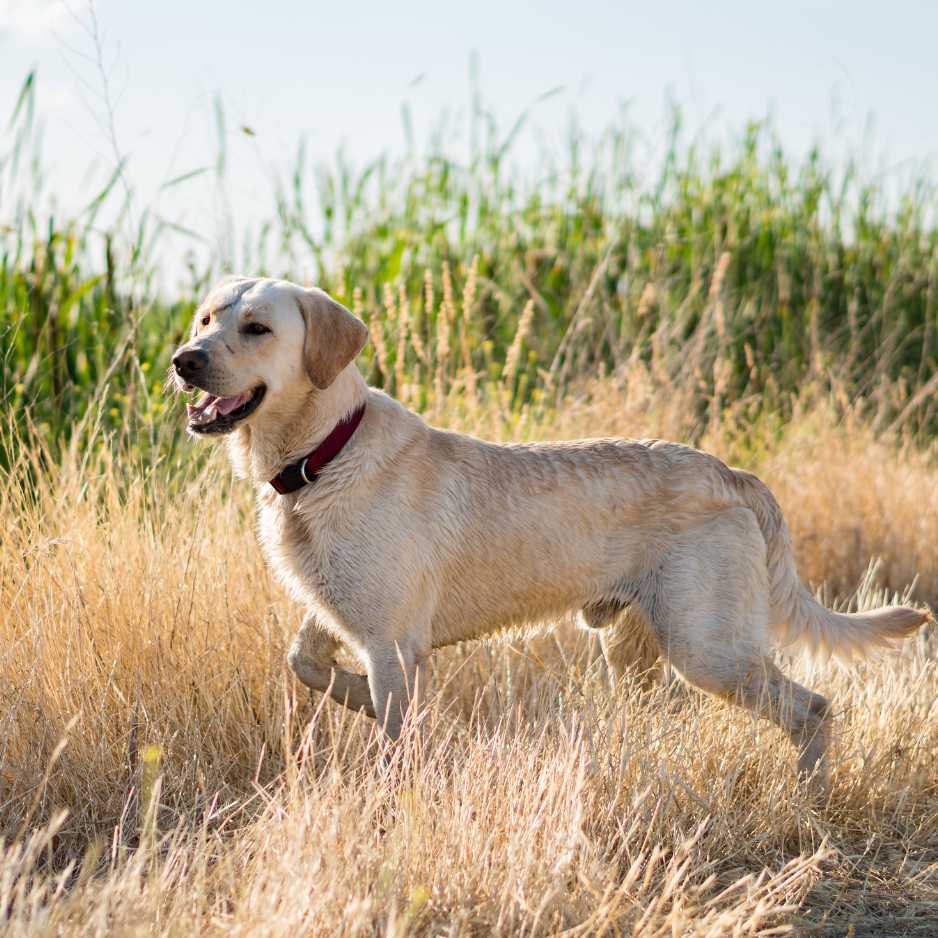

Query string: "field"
[[3, 71, 938, 935]]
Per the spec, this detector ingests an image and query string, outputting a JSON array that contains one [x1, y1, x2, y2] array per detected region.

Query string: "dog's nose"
[[173, 348, 208, 379]]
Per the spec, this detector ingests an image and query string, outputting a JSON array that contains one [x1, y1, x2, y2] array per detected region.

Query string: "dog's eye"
[[243, 322, 271, 336], [200, 315, 210, 326]]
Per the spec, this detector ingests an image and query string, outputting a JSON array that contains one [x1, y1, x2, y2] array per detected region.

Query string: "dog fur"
[[171, 276, 929, 790]]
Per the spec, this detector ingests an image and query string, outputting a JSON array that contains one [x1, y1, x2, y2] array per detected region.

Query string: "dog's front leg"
[[364, 641, 428, 741], [287, 613, 376, 718]]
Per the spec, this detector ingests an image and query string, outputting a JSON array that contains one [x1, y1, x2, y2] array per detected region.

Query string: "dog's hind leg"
[[652, 507, 831, 791], [579, 600, 664, 688], [601, 608, 665, 689], [287, 613, 376, 718], [734, 659, 831, 786]]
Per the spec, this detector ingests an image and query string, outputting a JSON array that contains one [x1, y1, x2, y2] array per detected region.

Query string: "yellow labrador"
[[171, 276, 928, 788]]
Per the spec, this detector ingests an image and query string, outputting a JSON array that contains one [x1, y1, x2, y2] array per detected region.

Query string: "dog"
[[170, 275, 929, 789]]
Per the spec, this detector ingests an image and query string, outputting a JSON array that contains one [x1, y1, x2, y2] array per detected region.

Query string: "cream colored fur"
[[171, 276, 929, 790]]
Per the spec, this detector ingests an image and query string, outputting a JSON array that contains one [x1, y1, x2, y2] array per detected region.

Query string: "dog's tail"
[[731, 469, 930, 658]]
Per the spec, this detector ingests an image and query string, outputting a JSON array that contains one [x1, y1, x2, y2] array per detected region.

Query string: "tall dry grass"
[[2, 377, 937, 936]]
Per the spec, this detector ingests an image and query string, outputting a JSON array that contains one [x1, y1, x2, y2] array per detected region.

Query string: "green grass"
[[2, 71, 938, 462]]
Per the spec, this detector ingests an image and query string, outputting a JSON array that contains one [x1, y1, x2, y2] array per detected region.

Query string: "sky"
[[2, 0, 937, 282]]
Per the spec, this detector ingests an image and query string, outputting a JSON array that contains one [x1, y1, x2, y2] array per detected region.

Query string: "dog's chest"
[[257, 493, 355, 621]]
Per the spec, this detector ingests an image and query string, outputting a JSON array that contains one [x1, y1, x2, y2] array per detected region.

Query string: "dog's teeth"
[[188, 403, 218, 424]]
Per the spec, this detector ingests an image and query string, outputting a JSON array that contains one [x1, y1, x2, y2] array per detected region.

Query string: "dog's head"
[[170, 277, 368, 436]]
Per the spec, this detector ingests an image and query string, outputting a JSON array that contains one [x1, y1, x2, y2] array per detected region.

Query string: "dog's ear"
[[296, 288, 368, 389]]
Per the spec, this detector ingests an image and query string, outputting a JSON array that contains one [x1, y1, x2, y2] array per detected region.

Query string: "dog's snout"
[[173, 348, 208, 379]]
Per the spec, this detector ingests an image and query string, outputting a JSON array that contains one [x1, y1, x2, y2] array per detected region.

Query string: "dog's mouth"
[[185, 385, 266, 434]]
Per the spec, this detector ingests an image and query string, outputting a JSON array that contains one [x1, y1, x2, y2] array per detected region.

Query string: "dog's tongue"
[[215, 392, 251, 415]]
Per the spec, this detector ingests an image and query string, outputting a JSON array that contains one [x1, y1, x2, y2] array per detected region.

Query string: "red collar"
[[269, 403, 366, 495]]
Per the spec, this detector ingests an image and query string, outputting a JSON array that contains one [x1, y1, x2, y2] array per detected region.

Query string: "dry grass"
[[2, 384, 938, 937]]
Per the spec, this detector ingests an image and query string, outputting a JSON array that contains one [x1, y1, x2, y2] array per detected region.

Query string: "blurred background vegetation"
[[2, 70, 937, 470]]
